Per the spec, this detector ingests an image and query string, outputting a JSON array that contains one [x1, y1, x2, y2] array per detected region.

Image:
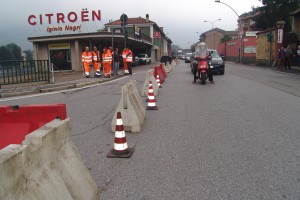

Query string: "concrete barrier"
[[141, 69, 159, 97], [0, 119, 99, 200], [112, 80, 146, 133]]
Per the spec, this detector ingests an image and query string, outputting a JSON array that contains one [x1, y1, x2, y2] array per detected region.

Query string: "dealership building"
[[28, 12, 172, 71]]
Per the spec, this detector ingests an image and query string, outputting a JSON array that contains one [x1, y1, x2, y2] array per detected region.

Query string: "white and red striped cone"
[[146, 81, 156, 102], [156, 75, 162, 88], [146, 82, 158, 110], [107, 112, 134, 158]]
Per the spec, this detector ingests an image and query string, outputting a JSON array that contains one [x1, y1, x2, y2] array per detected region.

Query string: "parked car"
[[185, 53, 193, 63], [131, 56, 140, 67], [208, 49, 225, 75], [138, 54, 151, 64]]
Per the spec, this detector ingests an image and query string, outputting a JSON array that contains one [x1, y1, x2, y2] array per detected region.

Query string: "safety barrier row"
[[0, 118, 99, 200]]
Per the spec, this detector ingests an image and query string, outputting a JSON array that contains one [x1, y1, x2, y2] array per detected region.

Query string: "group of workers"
[[81, 46, 133, 78]]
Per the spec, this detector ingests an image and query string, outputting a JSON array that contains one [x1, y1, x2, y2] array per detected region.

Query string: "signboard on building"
[[245, 31, 258, 37], [278, 29, 283, 43], [48, 43, 70, 50], [154, 32, 161, 38], [134, 26, 140, 36], [28, 10, 101, 34]]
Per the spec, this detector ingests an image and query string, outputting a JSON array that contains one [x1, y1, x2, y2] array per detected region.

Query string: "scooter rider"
[[192, 42, 214, 84]]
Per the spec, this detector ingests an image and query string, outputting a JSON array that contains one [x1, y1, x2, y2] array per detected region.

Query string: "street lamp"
[[204, 19, 222, 29], [215, 0, 242, 63], [204, 19, 221, 49]]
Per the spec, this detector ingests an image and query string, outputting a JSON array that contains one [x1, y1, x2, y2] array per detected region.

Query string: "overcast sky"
[[0, 0, 262, 50]]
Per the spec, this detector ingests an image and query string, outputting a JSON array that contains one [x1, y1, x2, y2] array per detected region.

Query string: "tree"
[[171, 44, 181, 50], [0, 45, 12, 61], [5, 43, 22, 60], [220, 35, 232, 43], [23, 49, 34, 61], [254, 0, 300, 31]]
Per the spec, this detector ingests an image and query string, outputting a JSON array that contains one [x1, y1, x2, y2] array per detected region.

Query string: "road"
[[1, 62, 300, 200]]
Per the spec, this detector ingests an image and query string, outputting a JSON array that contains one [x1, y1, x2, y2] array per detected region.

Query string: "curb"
[[0, 73, 126, 98]]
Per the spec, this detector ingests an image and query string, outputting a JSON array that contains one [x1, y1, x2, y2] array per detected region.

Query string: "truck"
[[138, 54, 151, 65]]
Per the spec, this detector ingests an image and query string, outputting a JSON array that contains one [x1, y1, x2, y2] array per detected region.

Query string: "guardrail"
[[0, 60, 50, 87]]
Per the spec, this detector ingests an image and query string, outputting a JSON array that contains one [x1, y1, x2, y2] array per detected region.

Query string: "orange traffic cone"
[[146, 81, 156, 102], [146, 82, 158, 110], [156, 75, 162, 88], [107, 112, 134, 158]]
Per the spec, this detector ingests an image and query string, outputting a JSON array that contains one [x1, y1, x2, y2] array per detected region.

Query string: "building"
[[199, 28, 237, 50], [28, 14, 172, 71], [105, 14, 172, 62]]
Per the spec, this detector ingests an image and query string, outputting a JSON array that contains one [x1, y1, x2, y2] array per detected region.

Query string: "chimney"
[[146, 14, 149, 22]]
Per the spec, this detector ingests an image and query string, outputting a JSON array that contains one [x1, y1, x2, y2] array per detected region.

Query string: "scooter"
[[197, 55, 211, 85]]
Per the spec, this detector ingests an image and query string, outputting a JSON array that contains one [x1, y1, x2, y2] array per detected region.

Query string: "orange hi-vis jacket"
[[82, 51, 92, 64], [92, 51, 100, 62], [102, 52, 112, 64], [126, 50, 133, 63], [122, 50, 133, 63]]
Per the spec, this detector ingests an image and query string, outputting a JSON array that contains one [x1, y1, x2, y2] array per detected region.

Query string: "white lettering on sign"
[[47, 25, 81, 33]]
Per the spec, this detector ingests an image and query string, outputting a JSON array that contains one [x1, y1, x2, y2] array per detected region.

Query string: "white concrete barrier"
[[112, 80, 146, 133], [141, 69, 159, 97], [0, 119, 99, 200]]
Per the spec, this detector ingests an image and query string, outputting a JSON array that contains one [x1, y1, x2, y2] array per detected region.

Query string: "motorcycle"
[[196, 55, 211, 85]]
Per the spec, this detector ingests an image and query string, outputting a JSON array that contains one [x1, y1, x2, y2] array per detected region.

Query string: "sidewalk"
[[0, 70, 125, 98], [229, 61, 300, 76]]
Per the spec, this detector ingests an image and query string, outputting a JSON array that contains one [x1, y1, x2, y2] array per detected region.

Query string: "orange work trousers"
[[83, 62, 91, 73], [103, 63, 111, 76], [93, 62, 100, 72]]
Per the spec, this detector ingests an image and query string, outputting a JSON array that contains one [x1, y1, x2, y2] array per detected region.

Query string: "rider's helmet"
[[195, 42, 209, 57]]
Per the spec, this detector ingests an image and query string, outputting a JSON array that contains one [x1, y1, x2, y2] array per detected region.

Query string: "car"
[[185, 53, 193, 63], [208, 49, 225, 75], [131, 56, 140, 67], [138, 54, 151, 64]]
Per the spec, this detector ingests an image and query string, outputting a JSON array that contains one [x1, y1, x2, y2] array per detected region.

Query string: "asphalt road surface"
[[1, 62, 300, 200]]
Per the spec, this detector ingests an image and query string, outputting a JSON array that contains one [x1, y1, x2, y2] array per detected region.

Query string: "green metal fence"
[[0, 60, 50, 87]]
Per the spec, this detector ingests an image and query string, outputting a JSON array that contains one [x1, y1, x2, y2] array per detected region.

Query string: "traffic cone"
[[146, 81, 156, 102], [155, 75, 162, 88], [146, 82, 158, 110], [107, 112, 134, 158]]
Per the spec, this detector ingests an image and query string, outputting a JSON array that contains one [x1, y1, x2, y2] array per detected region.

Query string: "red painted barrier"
[[0, 104, 67, 149], [159, 64, 167, 78], [153, 66, 165, 84]]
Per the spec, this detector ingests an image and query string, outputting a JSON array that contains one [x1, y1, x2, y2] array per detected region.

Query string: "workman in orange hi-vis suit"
[[122, 48, 131, 75], [92, 46, 101, 77], [82, 46, 93, 78], [102, 48, 112, 78], [125, 48, 133, 75]]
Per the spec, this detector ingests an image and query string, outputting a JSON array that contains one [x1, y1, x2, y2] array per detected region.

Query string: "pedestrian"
[[92, 46, 101, 77], [81, 46, 93, 78], [126, 48, 133, 75], [112, 48, 121, 76], [122, 48, 130, 75], [284, 45, 292, 70], [102, 48, 112, 78], [296, 45, 300, 67], [277, 46, 285, 71]]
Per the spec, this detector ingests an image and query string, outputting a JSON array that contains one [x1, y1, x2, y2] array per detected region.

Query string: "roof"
[[105, 16, 170, 41], [200, 28, 237, 36], [105, 17, 155, 26]]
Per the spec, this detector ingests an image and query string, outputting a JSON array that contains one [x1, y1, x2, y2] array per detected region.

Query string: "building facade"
[[28, 14, 172, 71]]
